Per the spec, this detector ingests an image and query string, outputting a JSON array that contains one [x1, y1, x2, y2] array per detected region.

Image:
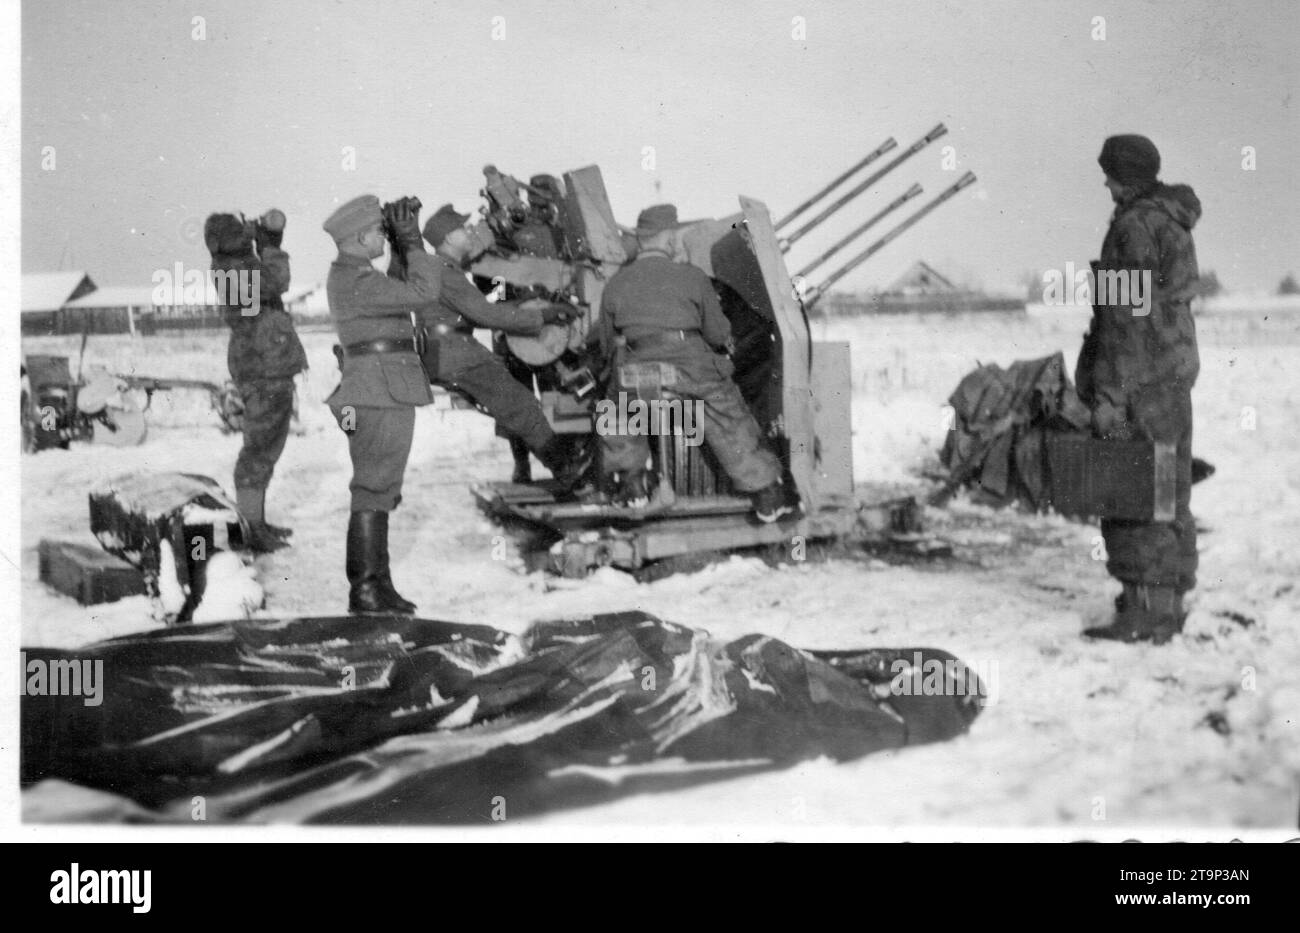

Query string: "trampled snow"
[[19, 305, 1300, 830]]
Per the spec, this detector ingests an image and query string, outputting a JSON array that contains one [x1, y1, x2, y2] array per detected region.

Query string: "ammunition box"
[[1046, 435, 1177, 522], [38, 539, 146, 606]]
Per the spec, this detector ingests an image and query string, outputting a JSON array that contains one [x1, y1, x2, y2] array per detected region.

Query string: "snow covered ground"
[[18, 303, 1300, 831]]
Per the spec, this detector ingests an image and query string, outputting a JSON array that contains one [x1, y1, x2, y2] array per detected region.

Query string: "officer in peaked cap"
[[323, 194, 440, 615]]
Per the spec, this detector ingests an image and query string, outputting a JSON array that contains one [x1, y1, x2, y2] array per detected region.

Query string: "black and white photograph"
[[4, 0, 1298, 857]]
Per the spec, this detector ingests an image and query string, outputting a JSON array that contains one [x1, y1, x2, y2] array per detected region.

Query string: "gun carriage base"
[[472, 480, 922, 578]]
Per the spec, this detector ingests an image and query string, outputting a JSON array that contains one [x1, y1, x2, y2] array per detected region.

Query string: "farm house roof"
[[21, 271, 96, 312]]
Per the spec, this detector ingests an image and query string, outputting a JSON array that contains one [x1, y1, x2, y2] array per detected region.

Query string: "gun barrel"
[[774, 137, 898, 232], [804, 171, 976, 306], [794, 183, 923, 280], [781, 123, 948, 251]]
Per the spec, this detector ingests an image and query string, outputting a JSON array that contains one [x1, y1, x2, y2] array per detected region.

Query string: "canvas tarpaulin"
[[22, 611, 982, 824], [939, 352, 1090, 507]]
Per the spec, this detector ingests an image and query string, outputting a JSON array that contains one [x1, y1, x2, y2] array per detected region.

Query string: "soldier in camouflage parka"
[[205, 211, 306, 552], [1077, 135, 1201, 644]]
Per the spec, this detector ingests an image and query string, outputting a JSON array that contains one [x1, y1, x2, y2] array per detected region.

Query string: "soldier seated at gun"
[[518, 174, 569, 256], [411, 203, 590, 490], [482, 171, 581, 484], [597, 203, 798, 523], [493, 324, 590, 485]]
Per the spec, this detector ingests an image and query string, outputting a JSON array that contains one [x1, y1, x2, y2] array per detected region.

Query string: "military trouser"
[[234, 377, 295, 490], [493, 331, 537, 434], [600, 340, 781, 493], [328, 403, 416, 513], [1100, 382, 1197, 592], [423, 331, 555, 453]]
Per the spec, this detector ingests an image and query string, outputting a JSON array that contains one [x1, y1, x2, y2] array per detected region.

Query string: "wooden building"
[[21, 272, 98, 334], [814, 260, 1025, 316]]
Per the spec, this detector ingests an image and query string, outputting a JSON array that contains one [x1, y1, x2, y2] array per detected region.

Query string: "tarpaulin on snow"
[[939, 352, 1090, 508], [21, 612, 982, 824]]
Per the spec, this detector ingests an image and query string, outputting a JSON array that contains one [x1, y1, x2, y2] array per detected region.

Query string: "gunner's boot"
[[509, 436, 533, 485], [752, 479, 799, 524], [236, 485, 290, 553], [536, 434, 593, 495], [613, 470, 650, 509], [346, 510, 415, 615]]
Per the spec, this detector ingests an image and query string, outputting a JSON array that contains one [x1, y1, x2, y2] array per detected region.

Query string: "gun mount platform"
[[472, 481, 921, 577]]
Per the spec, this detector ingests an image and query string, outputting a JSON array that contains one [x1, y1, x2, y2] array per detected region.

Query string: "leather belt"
[[344, 338, 417, 356], [625, 329, 704, 350]]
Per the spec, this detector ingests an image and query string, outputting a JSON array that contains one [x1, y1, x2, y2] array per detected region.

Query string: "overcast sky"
[[18, 0, 1299, 295]]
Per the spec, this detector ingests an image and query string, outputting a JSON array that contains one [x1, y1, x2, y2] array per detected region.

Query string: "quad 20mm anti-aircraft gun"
[[464, 124, 976, 576]]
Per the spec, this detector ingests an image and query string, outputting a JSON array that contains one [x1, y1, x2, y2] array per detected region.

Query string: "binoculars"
[[241, 209, 286, 240], [380, 197, 423, 238]]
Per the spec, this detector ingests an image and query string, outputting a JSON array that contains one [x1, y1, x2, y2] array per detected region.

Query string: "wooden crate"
[[38, 539, 146, 606]]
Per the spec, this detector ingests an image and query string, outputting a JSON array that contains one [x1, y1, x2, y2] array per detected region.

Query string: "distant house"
[[24, 271, 330, 336], [60, 283, 232, 335], [814, 260, 1025, 316], [21, 272, 97, 334], [25, 275, 257, 336], [59, 286, 155, 335], [884, 260, 958, 296]]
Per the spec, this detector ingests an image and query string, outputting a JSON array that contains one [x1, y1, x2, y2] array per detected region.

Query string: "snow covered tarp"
[[21, 612, 983, 823], [939, 352, 1090, 508], [938, 354, 1214, 516], [89, 472, 247, 621]]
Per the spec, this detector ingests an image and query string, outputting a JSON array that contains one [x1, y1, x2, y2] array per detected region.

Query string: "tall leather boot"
[[346, 510, 415, 615], [369, 506, 413, 618], [369, 511, 413, 613], [236, 485, 289, 553]]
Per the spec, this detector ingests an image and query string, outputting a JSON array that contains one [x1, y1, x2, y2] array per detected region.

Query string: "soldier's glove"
[[1091, 401, 1134, 440], [254, 209, 286, 251], [540, 303, 579, 325], [384, 197, 425, 254], [204, 213, 253, 258]]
